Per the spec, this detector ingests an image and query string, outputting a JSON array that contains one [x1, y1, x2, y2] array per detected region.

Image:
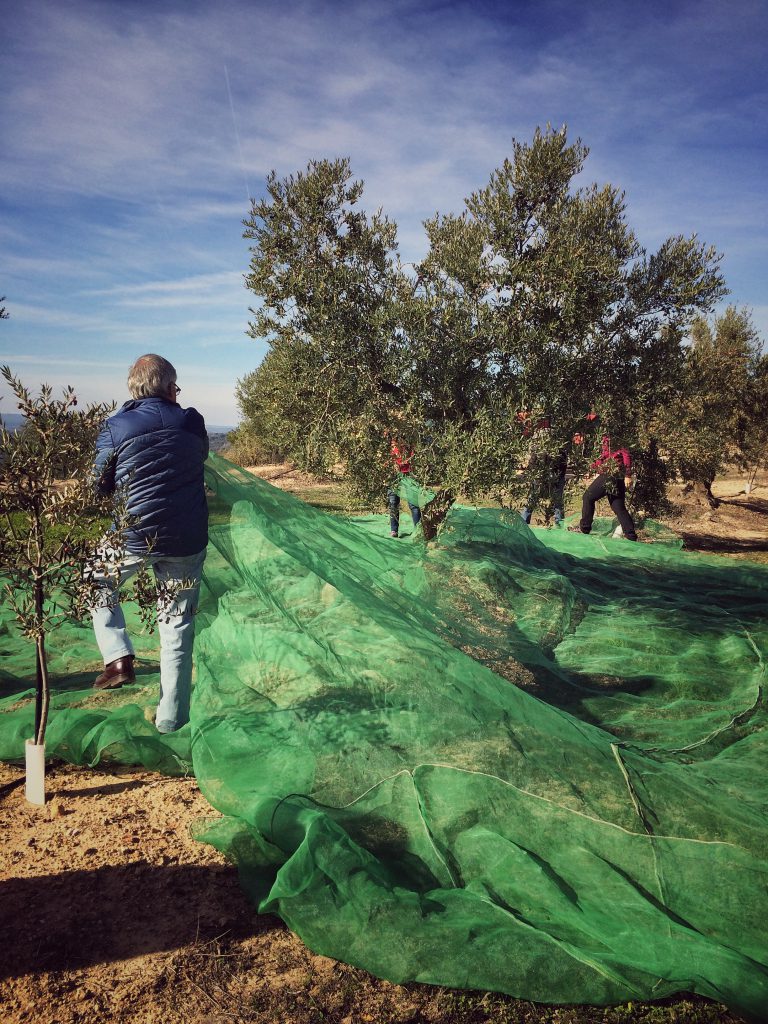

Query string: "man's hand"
[[624, 475, 633, 489]]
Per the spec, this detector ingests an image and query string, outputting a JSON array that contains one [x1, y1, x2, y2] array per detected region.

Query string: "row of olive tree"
[[643, 306, 768, 506], [236, 126, 734, 535]]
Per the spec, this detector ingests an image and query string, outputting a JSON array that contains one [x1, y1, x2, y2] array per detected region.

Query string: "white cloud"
[[1, 304, 117, 331], [85, 271, 245, 308], [0, 354, 127, 369], [2, 0, 767, 423]]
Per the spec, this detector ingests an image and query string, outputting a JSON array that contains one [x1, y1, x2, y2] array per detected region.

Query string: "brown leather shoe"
[[94, 655, 136, 690]]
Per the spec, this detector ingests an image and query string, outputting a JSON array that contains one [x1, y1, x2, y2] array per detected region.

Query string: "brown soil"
[[666, 474, 768, 559], [1, 467, 763, 1024]]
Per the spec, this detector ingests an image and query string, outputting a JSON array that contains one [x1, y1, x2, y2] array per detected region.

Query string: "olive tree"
[[646, 307, 763, 505], [0, 369, 122, 749], [229, 350, 303, 466], [242, 128, 727, 537], [742, 349, 768, 492], [0, 369, 164, 769]]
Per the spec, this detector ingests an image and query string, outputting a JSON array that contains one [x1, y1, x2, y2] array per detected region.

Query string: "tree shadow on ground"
[[0, 666, 159, 700], [54, 777, 151, 798], [0, 863, 282, 979], [716, 494, 768, 514], [681, 532, 768, 553], [0, 770, 150, 800]]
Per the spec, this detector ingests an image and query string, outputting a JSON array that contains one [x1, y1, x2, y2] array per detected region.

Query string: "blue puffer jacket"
[[95, 397, 209, 557]]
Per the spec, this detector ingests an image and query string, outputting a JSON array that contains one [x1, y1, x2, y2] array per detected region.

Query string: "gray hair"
[[127, 354, 177, 399]]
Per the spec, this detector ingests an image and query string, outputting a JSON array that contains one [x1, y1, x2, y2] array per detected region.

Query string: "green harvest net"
[[1, 454, 766, 1019], [393, 470, 435, 508]]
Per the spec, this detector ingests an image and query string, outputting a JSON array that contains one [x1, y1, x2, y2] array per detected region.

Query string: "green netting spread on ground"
[[1, 453, 766, 1019]]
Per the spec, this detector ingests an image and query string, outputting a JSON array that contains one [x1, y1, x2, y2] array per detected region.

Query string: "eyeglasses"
[[171, 383, 181, 395]]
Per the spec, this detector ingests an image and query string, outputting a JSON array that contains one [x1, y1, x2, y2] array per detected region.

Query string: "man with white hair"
[[90, 353, 209, 733]]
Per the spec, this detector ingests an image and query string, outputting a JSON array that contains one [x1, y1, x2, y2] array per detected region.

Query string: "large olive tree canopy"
[[241, 127, 727, 533]]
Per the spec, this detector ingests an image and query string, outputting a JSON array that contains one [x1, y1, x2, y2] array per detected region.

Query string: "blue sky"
[[1, 0, 766, 428]]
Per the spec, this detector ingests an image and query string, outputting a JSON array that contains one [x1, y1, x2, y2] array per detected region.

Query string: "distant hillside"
[[0, 412, 25, 432], [208, 432, 232, 455], [2, 411, 233, 455]]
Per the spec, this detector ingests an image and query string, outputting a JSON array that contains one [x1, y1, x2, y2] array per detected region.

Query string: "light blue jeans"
[[90, 547, 207, 733]]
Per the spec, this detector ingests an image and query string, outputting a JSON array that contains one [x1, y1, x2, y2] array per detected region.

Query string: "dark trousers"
[[580, 476, 637, 540], [521, 468, 566, 524], [387, 490, 421, 535]]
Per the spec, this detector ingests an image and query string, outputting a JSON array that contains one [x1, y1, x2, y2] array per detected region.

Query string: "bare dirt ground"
[[1, 467, 764, 1024], [667, 473, 768, 561]]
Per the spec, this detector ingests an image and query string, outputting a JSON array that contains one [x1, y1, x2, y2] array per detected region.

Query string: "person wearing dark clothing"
[[569, 434, 637, 541], [89, 354, 209, 732], [517, 413, 568, 526], [387, 440, 421, 537], [520, 447, 568, 526]]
